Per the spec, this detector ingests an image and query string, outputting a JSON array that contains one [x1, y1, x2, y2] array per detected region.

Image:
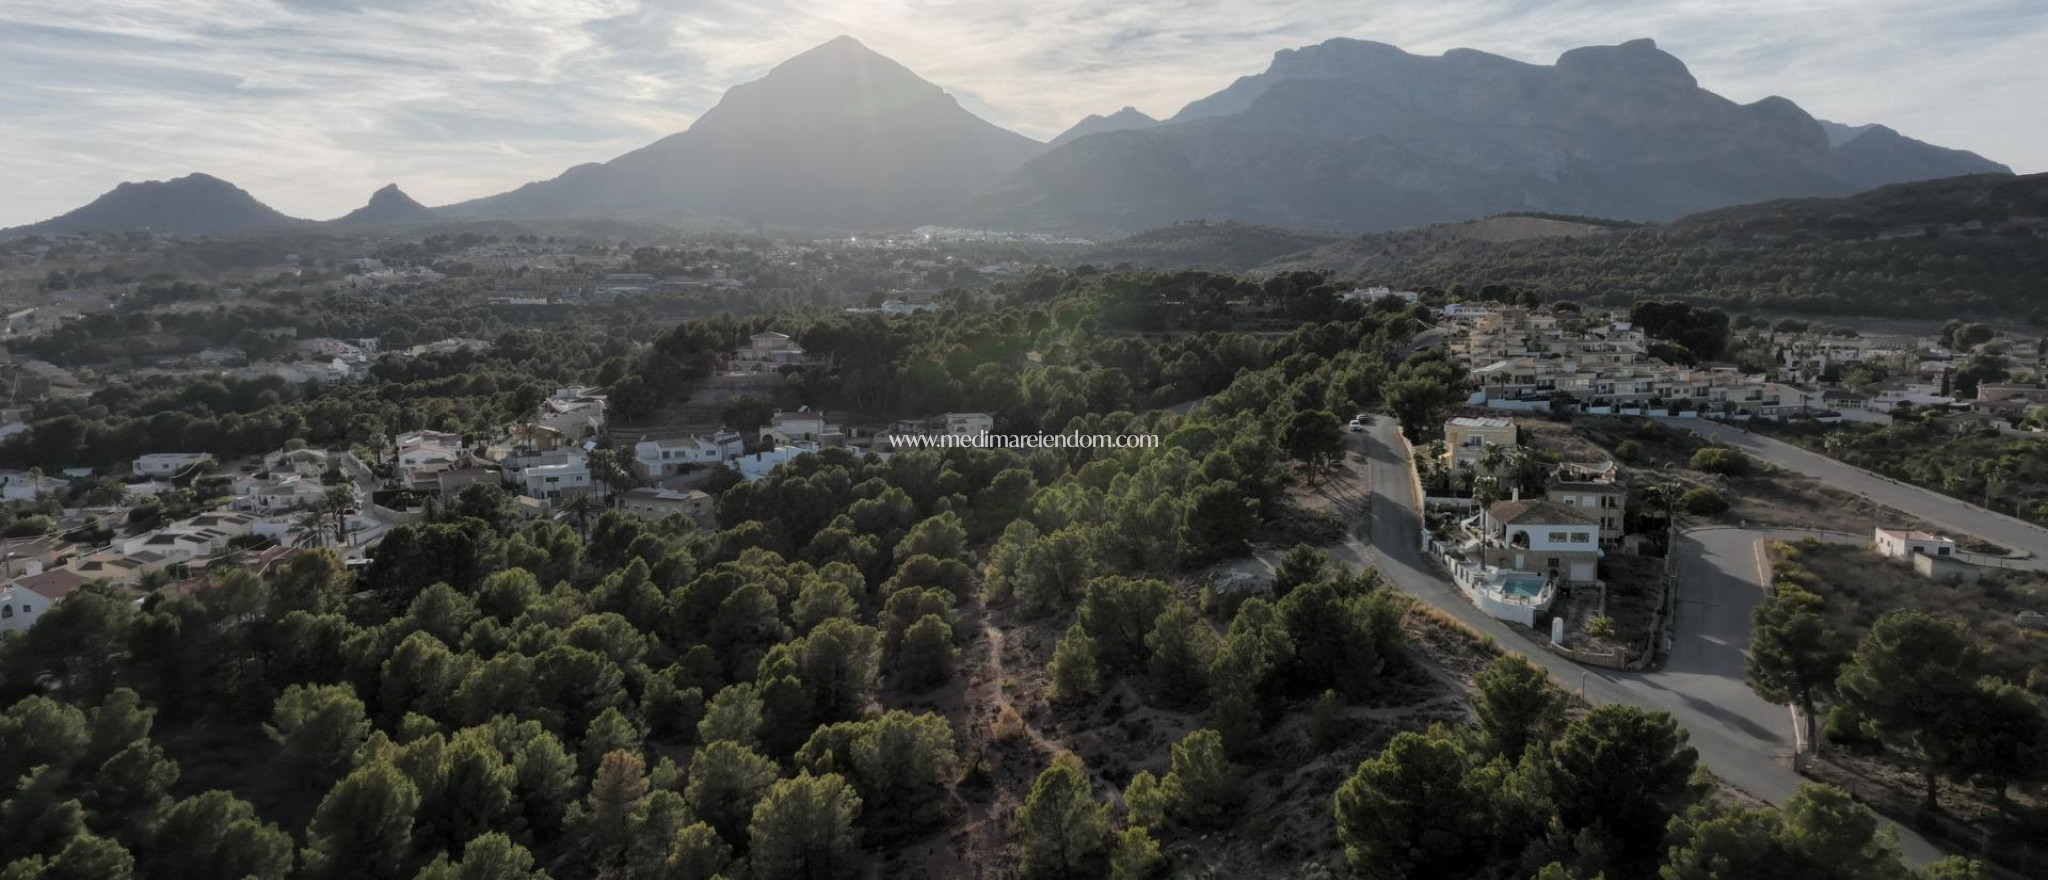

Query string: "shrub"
[[1680, 487, 1730, 516], [1689, 447, 1751, 476]]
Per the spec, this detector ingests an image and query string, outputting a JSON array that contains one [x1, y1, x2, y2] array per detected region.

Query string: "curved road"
[[1677, 418, 2048, 569], [1339, 417, 1944, 863]]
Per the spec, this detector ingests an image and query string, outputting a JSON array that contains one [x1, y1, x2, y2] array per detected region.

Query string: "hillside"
[[1075, 220, 1343, 270], [1265, 172, 2048, 318]]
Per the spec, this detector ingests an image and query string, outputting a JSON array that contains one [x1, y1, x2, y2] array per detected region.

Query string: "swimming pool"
[[1500, 577, 1547, 599]]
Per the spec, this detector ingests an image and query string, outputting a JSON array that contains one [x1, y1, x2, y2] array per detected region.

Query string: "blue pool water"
[[1501, 577, 1546, 598]]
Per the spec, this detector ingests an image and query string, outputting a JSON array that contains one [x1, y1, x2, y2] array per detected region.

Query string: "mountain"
[[450, 36, 1043, 230], [1825, 123, 2011, 192], [1048, 107, 1159, 148], [962, 38, 2010, 234], [9, 173, 302, 235], [1261, 172, 2048, 318], [334, 183, 436, 226]]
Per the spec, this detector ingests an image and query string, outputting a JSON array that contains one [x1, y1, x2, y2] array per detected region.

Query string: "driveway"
[[1676, 418, 2048, 568], [1342, 416, 1945, 863]]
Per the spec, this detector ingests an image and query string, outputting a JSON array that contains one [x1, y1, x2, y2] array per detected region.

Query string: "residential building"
[[1545, 475, 1627, 544], [620, 487, 715, 524], [761, 408, 839, 446], [726, 444, 819, 482], [1443, 416, 1517, 471], [1475, 499, 1601, 583], [264, 448, 333, 477], [511, 455, 592, 501], [133, 452, 214, 478], [0, 471, 65, 501], [433, 468, 500, 497], [728, 332, 807, 373], [634, 432, 745, 479], [1873, 527, 1957, 561], [1, 569, 89, 636], [880, 299, 941, 316], [945, 412, 994, 435], [229, 473, 331, 512], [1339, 286, 1418, 305]]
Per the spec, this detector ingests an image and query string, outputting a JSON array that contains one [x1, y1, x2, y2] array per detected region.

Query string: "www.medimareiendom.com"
[[883, 432, 1160, 449]]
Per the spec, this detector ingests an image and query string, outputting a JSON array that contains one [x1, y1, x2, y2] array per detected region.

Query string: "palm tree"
[[324, 486, 354, 547], [1479, 441, 1507, 478], [559, 490, 601, 539], [585, 448, 635, 506], [1641, 482, 1683, 528], [294, 507, 329, 548]]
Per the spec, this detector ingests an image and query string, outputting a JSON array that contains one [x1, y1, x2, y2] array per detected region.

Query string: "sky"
[[2, 0, 2044, 227]]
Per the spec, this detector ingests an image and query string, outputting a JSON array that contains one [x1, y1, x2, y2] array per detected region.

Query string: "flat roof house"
[[1873, 527, 1957, 561], [133, 452, 214, 478], [1444, 416, 1517, 472], [620, 487, 715, 525]]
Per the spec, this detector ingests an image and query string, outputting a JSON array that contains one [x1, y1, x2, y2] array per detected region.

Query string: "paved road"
[[1677, 418, 2048, 568], [1342, 417, 1945, 863]]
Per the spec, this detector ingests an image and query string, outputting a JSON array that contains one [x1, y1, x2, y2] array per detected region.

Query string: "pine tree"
[[1047, 624, 1101, 705], [565, 750, 648, 868], [660, 821, 733, 880], [301, 762, 421, 880], [264, 683, 371, 788], [1471, 655, 1568, 760], [150, 790, 294, 880], [892, 614, 958, 691], [1159, 729, 1242, 828], [1108, 826, 1164, 880], [1146, 604, 1218, 706], [684, 741, 779, 846], [411, 832, 550, 880], [747, 772, 863, 880], [1334, 730, 1492, 880], [1015, 759, 1110, 880]]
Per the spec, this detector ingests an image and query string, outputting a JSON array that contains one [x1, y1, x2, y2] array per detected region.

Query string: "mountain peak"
[[446, 33, 1042, 230], [1555, 38, 1695, 88], [335, 182, 433, 226], [1050, 106, 1160, 147]]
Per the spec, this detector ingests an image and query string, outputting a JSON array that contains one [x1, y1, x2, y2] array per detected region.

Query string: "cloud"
[[1, 0, 2041, 226]]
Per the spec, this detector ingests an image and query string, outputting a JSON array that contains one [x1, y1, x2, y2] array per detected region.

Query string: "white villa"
[[634, 432, 745, 480], [729, 332, 808, 373], [133, 452, 214, 478]]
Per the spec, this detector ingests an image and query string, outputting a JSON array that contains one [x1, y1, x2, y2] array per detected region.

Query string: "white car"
[[1348, 419, 1365, 432]]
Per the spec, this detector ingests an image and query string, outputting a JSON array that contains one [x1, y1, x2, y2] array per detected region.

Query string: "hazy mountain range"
[[5, 35, 2014, 238]]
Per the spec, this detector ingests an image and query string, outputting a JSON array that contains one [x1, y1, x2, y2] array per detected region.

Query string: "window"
[[1, 605, 10, 618], [1547, 531, 1569, 543], [1546, 558, 1560, 571], [1571, 532, 1591, 543]]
